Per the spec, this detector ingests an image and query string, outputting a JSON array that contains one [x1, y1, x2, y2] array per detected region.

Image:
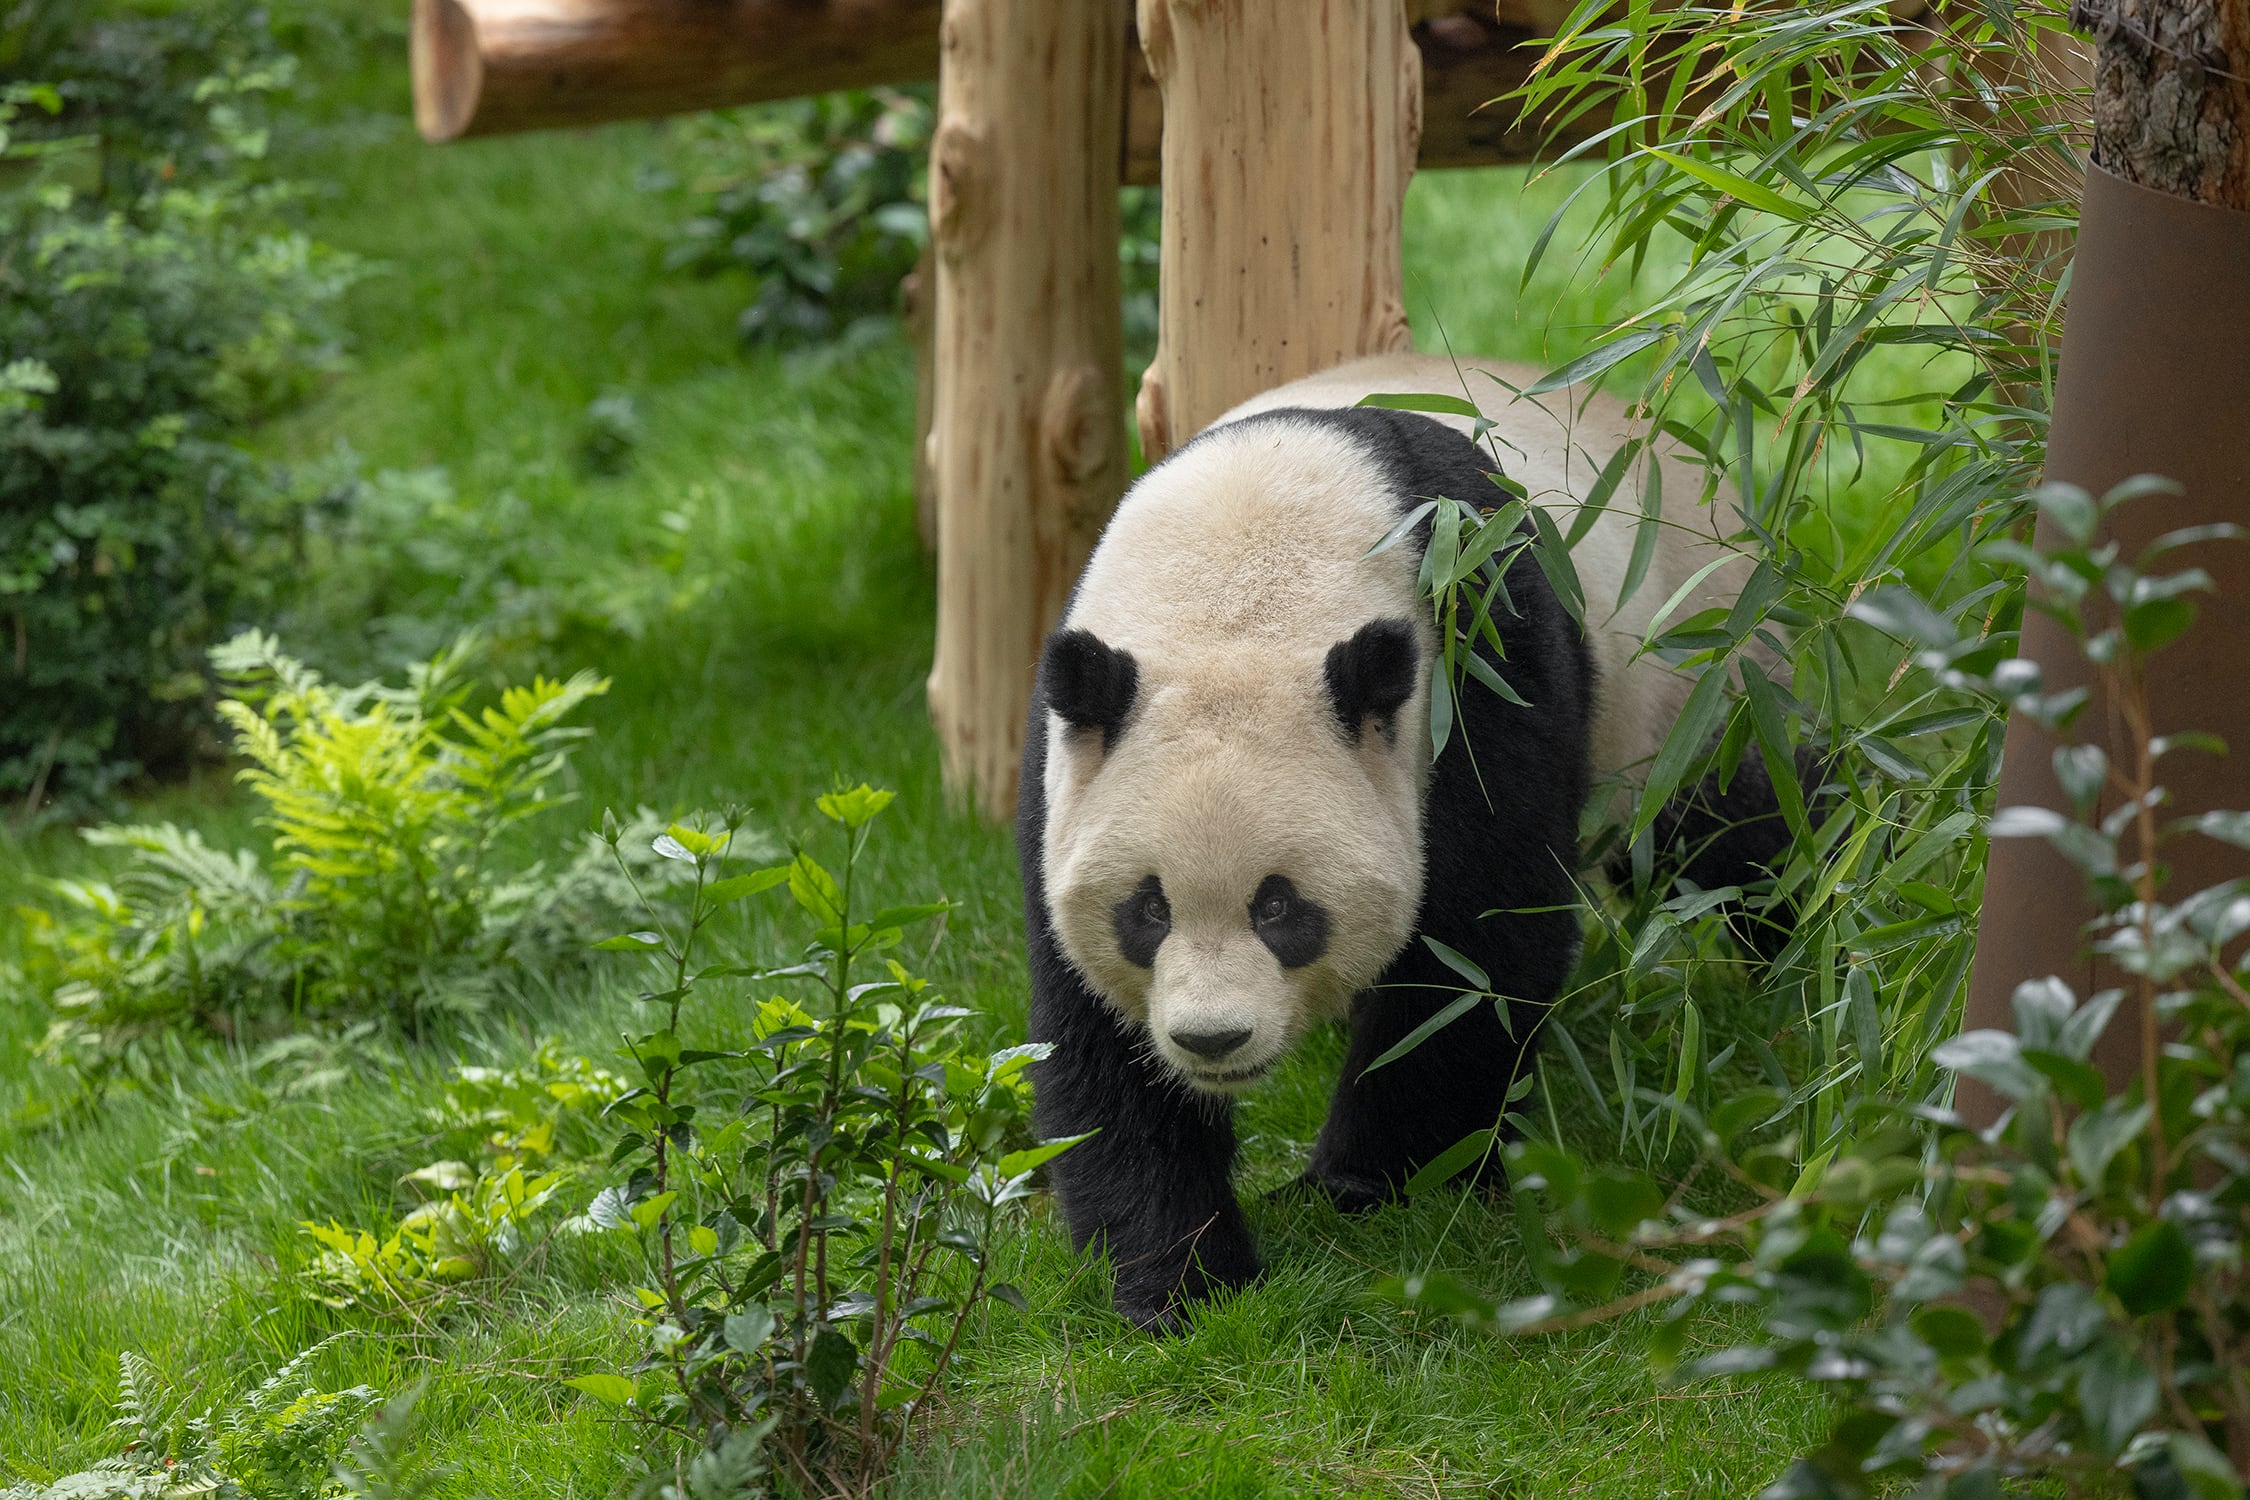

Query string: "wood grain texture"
[[927, 0, 1126, 818], [413, 0, 1591, 170], [1131, 0, 1420, 461], [410, 0, 944, 142]]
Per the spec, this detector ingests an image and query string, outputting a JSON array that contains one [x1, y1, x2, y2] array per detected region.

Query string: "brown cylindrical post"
[[926, 0, 1127, 818], [1132, 0, 1420, 460], [408, 0, 945, 143], [1963, 0, 2250, 1096]]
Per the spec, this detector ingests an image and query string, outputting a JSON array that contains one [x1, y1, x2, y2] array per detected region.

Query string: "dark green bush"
[[668, 88, 932, 345], [667, 88, 1161, 366], [0, 2, 353, 816]]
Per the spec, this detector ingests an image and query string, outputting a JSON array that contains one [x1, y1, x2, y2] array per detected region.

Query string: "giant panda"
[[1016, 352, 1784, 1330]]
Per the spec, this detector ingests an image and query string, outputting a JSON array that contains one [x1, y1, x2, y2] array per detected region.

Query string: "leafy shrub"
[[299, 1042, 626, 1314], [301, 1166, 569, 1314], [1392, 0, 2084, 1182], [0, 1341, 397, 1500], [669, 89, 1161, 364], [669, 89, 932, 345], [20, 631, 608, 1093], [274, 461, 692, 685], [1395, 481, 2250, 1497], [0, 5, 355, 815], [571, 788, 1083, 1495]]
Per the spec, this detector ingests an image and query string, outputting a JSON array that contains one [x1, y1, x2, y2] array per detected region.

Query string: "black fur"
[[1040, 628, 1139, 749], [1112, 874, 1170, 968], [1324, 618, 1419, 742], [1631, 743, 1830, 958], [1250, 874, 1329, 969]]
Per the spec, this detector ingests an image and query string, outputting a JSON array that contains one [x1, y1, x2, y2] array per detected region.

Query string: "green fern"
[[22, 632, 611, 1094], [1, 1342, 379, 1500]]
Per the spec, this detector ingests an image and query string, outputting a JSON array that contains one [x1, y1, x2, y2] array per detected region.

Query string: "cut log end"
[[411, 0, 482, 144]]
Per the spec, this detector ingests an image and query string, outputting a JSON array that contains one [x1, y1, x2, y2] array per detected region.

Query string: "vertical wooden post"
[[901, 244, 938, 553], [928, 0, 1127, 818], [1133, 0, 1420, 461]]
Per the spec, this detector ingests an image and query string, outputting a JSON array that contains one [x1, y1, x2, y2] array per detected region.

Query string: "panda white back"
[[1215, 352, 1750, 784]]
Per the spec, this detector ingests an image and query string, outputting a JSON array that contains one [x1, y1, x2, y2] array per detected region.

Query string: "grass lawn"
[[0, 20, 1831, 1496]]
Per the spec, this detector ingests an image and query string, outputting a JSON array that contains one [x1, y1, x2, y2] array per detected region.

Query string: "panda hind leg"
[[1628, 743, 1832, 961]]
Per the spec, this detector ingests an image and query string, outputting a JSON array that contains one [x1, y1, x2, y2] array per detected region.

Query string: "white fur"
[[1043, 353, 1744, 1093]]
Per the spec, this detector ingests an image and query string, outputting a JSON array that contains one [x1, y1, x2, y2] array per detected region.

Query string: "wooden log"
[[901, 242, 938, 553], [1119, 9, 1586, 185], [410, 0, 944, 143], [926, 0, 1127, 818], [1131, 0, 1420, 461], [412, 0, 1586, 170]]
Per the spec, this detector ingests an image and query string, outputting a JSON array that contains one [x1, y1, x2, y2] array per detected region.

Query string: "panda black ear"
[[1040, 629, 1139, 750], [1325, 618, 1419, 742]]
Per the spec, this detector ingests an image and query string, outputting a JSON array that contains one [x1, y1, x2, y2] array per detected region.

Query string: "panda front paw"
[[1108, 1238, 1260, 1335], [1113, 1285, 1191, 1334], [1291, 1167, 1397, 1214]]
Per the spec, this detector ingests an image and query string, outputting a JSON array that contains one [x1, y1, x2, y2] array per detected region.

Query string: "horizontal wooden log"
[[414, 0, 1597, 169], [410, 0, 944, 143]]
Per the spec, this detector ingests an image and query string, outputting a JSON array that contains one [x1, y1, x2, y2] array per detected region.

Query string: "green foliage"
[[668, 89, 932, 345], [0, 1341, 387, 1500], [575, 788, 1083, 1496], [19, 632, 608, 1093], [1399, 0, 2089, 1176], [1395, 482, 2250, 1497], [0, 2, 356, 815], [297, 1042, 625, 1314], [666, 91, 1160, 369]]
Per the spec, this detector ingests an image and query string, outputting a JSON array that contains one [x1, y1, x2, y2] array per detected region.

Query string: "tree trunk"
[[1132, 0, 1420, 460], [1963, 0, 2250, 1110], [926, 0, 1127, 819], [2078, 0, 2250, 201]]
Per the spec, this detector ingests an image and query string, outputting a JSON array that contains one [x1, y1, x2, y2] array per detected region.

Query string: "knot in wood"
[[929, 117, 994, 263], [1041, 362, 1117, 490]]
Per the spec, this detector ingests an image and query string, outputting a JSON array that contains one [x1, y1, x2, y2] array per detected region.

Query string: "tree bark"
[[1132, 0, 1420, 462], [926, 0, 1126, 819], [2077, 0, 2250, 202], [1962, 0, 2250, 1112], [901, 243, 938, 553]]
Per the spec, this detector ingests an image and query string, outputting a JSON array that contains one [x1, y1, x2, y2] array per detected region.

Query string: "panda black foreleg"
[[1027, 940, 1259, 1330], [1301, 921, 1571, 1209]]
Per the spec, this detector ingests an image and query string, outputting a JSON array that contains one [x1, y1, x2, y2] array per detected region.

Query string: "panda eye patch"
[[1248, 874, 1329, 969], [1112, 874, 1170, 968]]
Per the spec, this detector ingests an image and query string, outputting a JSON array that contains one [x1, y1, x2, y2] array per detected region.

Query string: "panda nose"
[[1170, 1027, 1252, 1061]]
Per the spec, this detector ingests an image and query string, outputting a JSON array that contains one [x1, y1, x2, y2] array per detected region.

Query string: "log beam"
[[926, 0, 1127, 817], [413, 0, 1587, 171], [410, 0, 944, 143], [1131, 0, 1420, 461]]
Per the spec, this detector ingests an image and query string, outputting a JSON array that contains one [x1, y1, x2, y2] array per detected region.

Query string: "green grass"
[[0, 21, 1832, 1494]]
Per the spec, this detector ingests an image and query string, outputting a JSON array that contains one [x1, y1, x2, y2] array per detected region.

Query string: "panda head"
[[1038, 610, 1431, 1096]]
